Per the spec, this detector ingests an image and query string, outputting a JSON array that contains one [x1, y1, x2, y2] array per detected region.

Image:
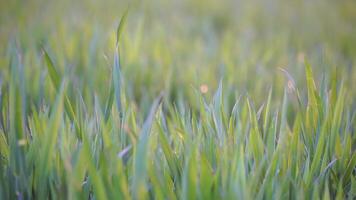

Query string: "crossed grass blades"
[[0, 8, 356, 200]]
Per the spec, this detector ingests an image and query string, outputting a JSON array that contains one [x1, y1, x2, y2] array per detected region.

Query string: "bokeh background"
[[1, 0, 356, 115]]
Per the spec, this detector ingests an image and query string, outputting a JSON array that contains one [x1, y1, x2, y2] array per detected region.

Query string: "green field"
[[0, 0, 356, 199]]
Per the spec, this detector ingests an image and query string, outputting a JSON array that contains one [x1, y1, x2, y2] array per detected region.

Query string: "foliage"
[[0, 0, 355, 199]]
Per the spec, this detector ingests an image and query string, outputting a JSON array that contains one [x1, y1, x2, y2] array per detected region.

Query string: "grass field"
[[0, 0, 356, 199]]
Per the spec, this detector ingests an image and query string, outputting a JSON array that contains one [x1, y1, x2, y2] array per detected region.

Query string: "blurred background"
[[0, 0, 356, 112]]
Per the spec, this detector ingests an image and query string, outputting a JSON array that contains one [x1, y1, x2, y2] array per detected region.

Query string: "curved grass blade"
[[42, 48, 82, 140], [104, 83, 115, 122], [116, 8, 129, 47], [132, 92, 164, 199]]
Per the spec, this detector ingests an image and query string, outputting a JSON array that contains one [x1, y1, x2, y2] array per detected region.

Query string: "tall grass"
[[0, 0, 355, 199]]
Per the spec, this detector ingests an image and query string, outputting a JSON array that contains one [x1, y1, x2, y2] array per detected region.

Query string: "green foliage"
[[0, 0, 355, 199]]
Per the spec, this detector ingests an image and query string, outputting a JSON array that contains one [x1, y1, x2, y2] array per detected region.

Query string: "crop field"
[[0, 0, 356, 199]]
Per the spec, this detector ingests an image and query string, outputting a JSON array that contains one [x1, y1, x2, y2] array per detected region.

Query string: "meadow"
[[0, 0, 355, 199]]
